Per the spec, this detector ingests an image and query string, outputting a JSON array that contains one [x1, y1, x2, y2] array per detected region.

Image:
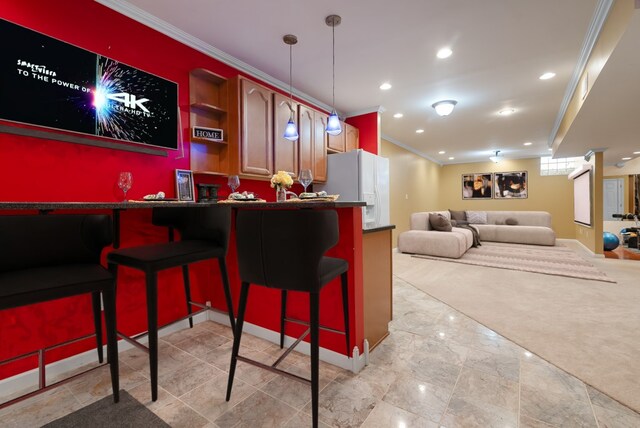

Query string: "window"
[[540, 156, 583, 176]]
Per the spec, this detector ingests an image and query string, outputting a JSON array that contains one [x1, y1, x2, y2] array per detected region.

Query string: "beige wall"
[[438, 158, 576, 239], [380, 139, 441, 245], [380, 141, 577, 242]]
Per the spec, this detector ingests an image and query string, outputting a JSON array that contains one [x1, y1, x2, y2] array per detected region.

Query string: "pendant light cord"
[[289, 42, 294, 116], [332, 22, 336, 109]]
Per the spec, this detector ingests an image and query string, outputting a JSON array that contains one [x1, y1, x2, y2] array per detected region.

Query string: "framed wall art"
[[494, 171, 528, 199], [175, 169, 195, 201], [462, 173, 493, 199]]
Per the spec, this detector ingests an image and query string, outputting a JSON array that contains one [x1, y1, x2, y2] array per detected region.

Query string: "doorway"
[[603, 178, 624, 220]]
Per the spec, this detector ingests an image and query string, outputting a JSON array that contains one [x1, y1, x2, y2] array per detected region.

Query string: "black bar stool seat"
[[107, 205, 235, 402], [226, 209, 350, 428], [0, 214, 119, 408]]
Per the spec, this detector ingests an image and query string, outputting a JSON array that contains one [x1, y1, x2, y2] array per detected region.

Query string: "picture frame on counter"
[[175, 169, 195, 201], [494, 171, 528, 199], [462, 173, 493, 199]]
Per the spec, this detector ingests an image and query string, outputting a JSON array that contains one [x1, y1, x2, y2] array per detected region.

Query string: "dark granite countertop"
[[363, 224, 396, 234], [0, 200, 365, 210]]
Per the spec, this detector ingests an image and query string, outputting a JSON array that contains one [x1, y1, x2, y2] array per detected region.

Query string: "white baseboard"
[[1, 310, 366, 399], [557, 238, 605, 258]]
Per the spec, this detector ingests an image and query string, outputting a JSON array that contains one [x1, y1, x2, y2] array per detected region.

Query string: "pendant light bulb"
[[283, 34, 299, 141], [325, 15, 342, 136]]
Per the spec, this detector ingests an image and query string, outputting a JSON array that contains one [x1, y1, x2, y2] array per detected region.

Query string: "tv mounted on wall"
[[0, 18, 178, 150]]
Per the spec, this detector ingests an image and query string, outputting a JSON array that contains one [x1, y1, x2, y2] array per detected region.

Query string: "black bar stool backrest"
[[152, 206, 231, 252], [0, 215, 112, 273], [236, 209, 339, 292]]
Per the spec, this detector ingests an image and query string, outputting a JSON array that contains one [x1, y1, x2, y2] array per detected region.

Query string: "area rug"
[[412, 241, 615, 283], [43, 390, 170, 427]]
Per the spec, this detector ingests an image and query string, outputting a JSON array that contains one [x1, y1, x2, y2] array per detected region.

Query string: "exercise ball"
[[603, 232, 620, 251]]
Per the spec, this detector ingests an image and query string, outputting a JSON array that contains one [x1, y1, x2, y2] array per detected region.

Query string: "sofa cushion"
[[410, 211, 450, 231], [466, 211, 488, 224], [505, 217, 519, 225], [473, 225, 556, 246], [449, 209, 467, 222], [398, 230, 471, 259], [429, 213, 452, 232]]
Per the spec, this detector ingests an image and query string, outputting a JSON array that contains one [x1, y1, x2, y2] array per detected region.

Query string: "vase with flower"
[[270, 170, 294, 202]]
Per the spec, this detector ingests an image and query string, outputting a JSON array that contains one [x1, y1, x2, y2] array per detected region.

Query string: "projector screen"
[[573, 170, 592, 226]]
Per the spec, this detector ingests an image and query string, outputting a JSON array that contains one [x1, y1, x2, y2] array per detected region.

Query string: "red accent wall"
[[0, 0, 363, 380], [346, 112, 379, 155]]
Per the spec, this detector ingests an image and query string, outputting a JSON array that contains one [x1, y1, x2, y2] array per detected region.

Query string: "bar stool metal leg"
[[340, 272, 350, 355], [146, 272, 159, 402], [182, 265, 194, 329], [310, 292, 320, 428], [103, 286, 120, 402], [226, 282, 250, 401], [218, 258, 236, 332], [280, 290, 287, 348], [91, 291, 104, 363]]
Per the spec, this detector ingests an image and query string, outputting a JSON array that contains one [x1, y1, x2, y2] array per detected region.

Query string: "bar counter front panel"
[[0, 201, 370, 379]]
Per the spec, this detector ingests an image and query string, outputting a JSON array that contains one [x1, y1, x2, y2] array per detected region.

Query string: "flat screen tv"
[[0, 18, 178, 150]]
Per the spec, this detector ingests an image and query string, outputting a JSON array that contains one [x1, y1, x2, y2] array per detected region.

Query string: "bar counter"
[[0, 199, 387, 374]]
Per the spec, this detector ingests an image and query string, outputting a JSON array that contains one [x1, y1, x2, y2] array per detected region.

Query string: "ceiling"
[[98, 0, 637, 166]]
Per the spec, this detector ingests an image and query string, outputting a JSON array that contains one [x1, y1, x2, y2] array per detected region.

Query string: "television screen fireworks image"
[[0, 18, 178, 149]]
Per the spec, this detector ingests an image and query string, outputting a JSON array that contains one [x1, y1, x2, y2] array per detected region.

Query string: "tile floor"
[[2, 277, 640, 427]]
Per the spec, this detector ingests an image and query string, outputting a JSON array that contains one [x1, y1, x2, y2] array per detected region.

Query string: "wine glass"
[[299, 169, 313, 194], [227, 175, 240, 194], [118, 172, 133, 201]]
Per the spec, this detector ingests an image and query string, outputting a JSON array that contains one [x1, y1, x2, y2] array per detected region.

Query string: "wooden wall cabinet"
[[345, 123, 359, 152], [327, 121, 359, 154], [189, 68, 230, 175], [273, 93, 299, 179], [298, 105, 328, 183]]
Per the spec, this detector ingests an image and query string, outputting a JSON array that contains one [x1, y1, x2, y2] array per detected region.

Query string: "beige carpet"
[[394, 241, 640, 413], [412, 242, 615, 283]]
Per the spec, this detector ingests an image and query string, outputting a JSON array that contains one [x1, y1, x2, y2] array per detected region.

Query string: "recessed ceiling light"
[[548, 148, 553, 151], [634, 151, 640, 155], [416, 129, 424, 134], [498, 108, 515, 116], [393, 113, 403, 118], [523, 142, 533, 146], [436, 47, 452, 59], [622, 157, 632, 160], [438, 150, 446, 154], [379, 82, 392, 90], [448, 156, 455, 160], [539, 72, 556, 80]]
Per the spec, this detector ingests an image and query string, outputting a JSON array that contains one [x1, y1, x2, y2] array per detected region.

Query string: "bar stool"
[[0, 214, 119, 408], [107, 205, 235, 401], [226, 209, 350, 428]]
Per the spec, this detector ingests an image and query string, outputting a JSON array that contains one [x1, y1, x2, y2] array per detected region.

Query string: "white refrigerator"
[[316, 149, 390, 230]]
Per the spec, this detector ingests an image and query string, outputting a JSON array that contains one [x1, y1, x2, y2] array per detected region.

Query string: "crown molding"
[[96, 0, 337, 114], [381, 134, 442, 165], [344, 106, 386, 118], [548, 0, 615, 147]]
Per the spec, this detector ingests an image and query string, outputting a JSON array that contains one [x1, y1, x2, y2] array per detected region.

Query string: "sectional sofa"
[[398, 210, 556, 258]]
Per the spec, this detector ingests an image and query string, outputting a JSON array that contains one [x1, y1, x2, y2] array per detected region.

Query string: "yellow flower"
[[270, 171, 293, 188]]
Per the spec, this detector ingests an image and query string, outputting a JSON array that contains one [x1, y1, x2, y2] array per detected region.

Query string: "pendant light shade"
[[283, 34, 299, 141], [325, 14, 342, 136]]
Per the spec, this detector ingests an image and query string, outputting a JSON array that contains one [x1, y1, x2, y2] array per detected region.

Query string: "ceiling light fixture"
[[432, 100, 457, 116], [498, 108, 515, 116], [539, 72, 556, 80], [325, 14, 342, 136], [437, 47, 452, 59], [523, 142, 532, 146], [489, 150, 501, 163], [416, 129, 424, 134], [379, 82, 392, 90], [634, 151, 640, 155], [622, 157, 632, 160], [448, 156, 455, 160], [438, 150, 446, 154], [393, 113, 403, 118], [282, 34, 299, 141]]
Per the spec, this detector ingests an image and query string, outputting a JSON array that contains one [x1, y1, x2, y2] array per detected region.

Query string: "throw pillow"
[[505, 217, 519, 225], [450, 219, 458, 227], [466, 211, 488, 224], [449, 209, 467, 222], [429, 213, 453, 232]]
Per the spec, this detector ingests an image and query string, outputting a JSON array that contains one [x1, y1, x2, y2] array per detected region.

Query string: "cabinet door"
[[240, 79, 273, 177], [273, 93, 299, 178], [298, 105, 314, 174], [345, 123, 359, 152], [313, 112, 328, 182], [327, 121, 346, 152]]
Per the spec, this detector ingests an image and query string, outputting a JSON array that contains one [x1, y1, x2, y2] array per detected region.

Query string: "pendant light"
[[325, 14, 342, 136], [283, 34, 299, 141]]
